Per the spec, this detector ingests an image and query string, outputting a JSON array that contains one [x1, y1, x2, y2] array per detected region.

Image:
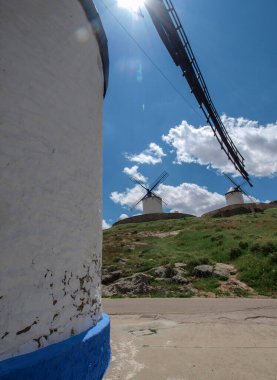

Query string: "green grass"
[[103, 208, 277, 297], [192, 277, 220, 292]]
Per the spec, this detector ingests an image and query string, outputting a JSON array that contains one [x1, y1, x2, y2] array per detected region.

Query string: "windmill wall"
[[143, 196, 163, 214], [0, 1, 110, 378], [225, 190, 244, 206]]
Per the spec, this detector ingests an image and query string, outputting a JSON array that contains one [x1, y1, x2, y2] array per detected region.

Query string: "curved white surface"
[[0, 0, 104, 359]]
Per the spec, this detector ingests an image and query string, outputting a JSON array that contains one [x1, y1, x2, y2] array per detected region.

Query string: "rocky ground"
[[102, 262, 255, 298]]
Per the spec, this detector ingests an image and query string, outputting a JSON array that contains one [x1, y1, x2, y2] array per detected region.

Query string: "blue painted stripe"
[[0, 313, 110, 380]]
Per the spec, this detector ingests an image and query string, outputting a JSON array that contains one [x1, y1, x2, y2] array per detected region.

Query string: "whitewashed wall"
[[143, 196, 163, 214], [0, 0, 104, 360], [225, 190, 244, 206]]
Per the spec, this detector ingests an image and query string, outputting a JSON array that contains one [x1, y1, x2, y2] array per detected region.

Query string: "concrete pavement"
[[103, 298, 277, 380]]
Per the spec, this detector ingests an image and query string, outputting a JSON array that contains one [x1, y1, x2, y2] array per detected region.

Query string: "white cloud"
[[102, 219, 111, 229], [110, 184, 144, 210], [119, 213, 129, 220], [110, 182, 226, 216], [148, 142, 166, 158], [123, 165, 147, 182], [162, 115, 277, 178], [125, 142, 166, 165], [157, 183, 225, 216]]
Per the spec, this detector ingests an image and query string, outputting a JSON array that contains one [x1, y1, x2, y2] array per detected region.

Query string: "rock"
[[118, 258, 128, 264], [102, 270, 122, 285], [153, 266, 168, 278], [153, 265, 176, 278], [174, 263, 187, 269], [171, 275, 190, 285], [221, 278, 254, 294], [174, 267, 186, 277], [193, 265, 213, 277], [213, 263, 236, 278], [103, 273, 153, 296]]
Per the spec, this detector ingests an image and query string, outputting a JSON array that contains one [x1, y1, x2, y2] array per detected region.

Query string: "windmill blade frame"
[[148, 171, 167, 190], [240, 187, 256, 203], [151, 190, 168, 206], [129, 193, 148, 211], [149, 171, 169, 192], [223, 173, 240, 189], [223, 172, 255, 203], [128, 171, 170, 212], [129, 176, 148, 191]]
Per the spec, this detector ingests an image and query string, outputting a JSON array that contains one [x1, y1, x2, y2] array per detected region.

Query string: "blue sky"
[[93, 0, 277, 227]]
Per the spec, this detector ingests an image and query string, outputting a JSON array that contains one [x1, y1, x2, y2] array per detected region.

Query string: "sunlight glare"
[[117, 0, 145, 13]]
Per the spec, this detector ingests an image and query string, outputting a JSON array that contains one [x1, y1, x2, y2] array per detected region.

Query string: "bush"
[[210, 234, 224, 242], [270, 252, 277, 265], [261, 242, 276, 255], [229, 247, 242, 260], [218, 275, 228, 281], [239, 241, 249, 250], [164, 264, 175, 278], [251, 242, 277, 256], [187, 257, 211, 274], [250, 243, 262, 254]]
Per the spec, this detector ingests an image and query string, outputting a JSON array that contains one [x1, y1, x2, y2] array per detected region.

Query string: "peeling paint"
[[1, 332, 9, 340], [16, 321, 38, 336]]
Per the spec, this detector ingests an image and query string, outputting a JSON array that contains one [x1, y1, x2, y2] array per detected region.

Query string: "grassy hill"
[[102, 208, 277, 297]]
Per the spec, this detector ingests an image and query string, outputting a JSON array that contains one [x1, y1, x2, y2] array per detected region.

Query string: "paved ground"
[[103, 298, 277, 380]]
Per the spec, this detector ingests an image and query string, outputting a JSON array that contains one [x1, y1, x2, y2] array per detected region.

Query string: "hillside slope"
[[102, 208, 277, 298]]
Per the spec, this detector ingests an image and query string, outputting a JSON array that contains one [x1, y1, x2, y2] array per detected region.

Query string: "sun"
[[117, 0, 145, 13]]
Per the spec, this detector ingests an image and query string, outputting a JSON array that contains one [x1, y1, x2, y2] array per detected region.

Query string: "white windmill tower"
[[130, 171, 169, 214], [224, 173, 253, 206], [0, 1, 110, 378]]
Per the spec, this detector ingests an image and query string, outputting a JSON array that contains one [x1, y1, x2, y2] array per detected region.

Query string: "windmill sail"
[[144, 0, 252, 187], [130, 171, 169, 211], [223, 173, 254, 204]]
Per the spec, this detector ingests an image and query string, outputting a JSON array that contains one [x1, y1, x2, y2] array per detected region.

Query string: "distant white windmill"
[[224, 173, 254, 206], [130, 171, 169, 214]]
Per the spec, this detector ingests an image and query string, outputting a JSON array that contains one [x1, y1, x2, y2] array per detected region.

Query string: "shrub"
[[210, 234, 224, 242], [239, 241, 249, 250], [270, 252, 277, 265], [164, 264, 175, 278], [251, 242, 277, 256], [229, 247, 242, 260], [186, 257, 211, 274], [261, 242, 276, 255], [250, 243, 262, 254]]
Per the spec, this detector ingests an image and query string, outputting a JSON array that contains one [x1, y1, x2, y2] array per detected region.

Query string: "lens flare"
[[75, 27, 90, 42], [136, 63, 143, 83], [117, 0, 145, 12]]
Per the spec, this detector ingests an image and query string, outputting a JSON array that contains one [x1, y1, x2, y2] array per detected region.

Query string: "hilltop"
[[102, 208, 277, 298]]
